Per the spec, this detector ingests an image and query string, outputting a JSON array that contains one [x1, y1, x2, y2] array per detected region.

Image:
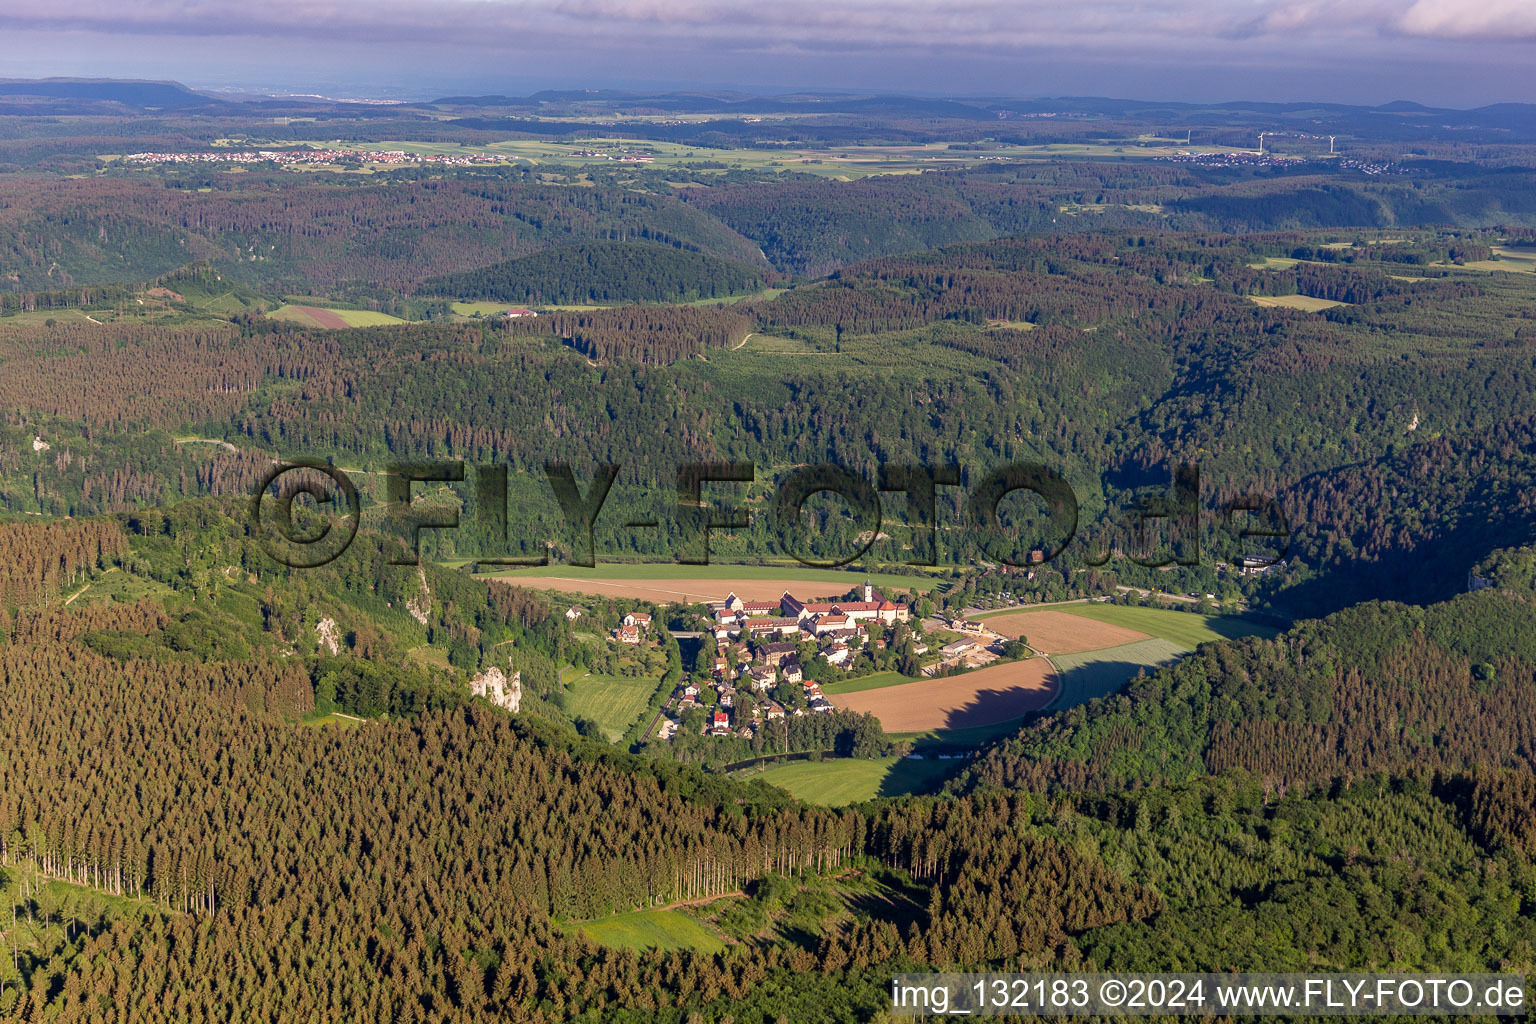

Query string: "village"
[[599, 581, 1020, 742], [119, 148, 504, 168]]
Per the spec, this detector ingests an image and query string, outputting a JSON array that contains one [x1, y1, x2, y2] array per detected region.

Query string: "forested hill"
[[0, 178, 770, 294], [962, 583, 1536, 796], [418, 241, 771, 305]]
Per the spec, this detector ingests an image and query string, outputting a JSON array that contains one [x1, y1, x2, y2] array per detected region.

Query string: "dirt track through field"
[[829, 658, 1058, 731], [983, 609, 1149, 654], [493, 577, 847, 604]]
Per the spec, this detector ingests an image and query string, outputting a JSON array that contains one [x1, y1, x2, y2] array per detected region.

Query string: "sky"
[[0, 0, 1533, 106]]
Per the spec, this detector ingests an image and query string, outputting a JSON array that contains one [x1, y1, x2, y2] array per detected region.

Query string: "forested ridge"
[[419, 242, 771, 306], [962, 585, 1536, 795], [6, 227, 1535, 617]]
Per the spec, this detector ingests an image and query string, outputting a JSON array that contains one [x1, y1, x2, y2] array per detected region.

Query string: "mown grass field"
[[563, 671, 659, 740], [577, 908, 727, 953], [1055, 604, 1279, 648], [1048, 637, 1191, 708], [740, 756, 955, 805]]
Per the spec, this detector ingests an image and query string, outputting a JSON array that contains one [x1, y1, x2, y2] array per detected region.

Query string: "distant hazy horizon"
[[1, 0, 1534, 108]]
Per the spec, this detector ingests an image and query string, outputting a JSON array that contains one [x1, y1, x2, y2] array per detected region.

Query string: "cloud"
[[0, 0, 1528, 62], [1396, 0, 1536, 41]]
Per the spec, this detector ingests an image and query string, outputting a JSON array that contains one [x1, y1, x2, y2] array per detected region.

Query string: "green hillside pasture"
[[740, 755, 955, 806], [577, 908, 727, 954], [451, 301, 518, 316], [1049, 637, 1189, 708], [564, 672, 660, 740]]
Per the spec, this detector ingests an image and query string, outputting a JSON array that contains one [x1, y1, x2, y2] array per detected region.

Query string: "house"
[[615, 624, 642, 645], [765, 702, 786, 721], [911, 642, 930, 656], [622, 612, 652, 630], [565, 607, 583, 622], [759, 641, 799, 666], [747, 666, 776, 692], [711, 710, 731, 736], [681, 681, 700, 699], [940, 638, 979, 658], [823, 643, 852, 667], [781, 661, 803, 684], [502, 307, 538, 318]]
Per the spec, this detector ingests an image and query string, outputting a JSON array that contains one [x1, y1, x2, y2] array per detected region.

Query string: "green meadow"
[[737, 755, 955, 806], [563, 670, 660, 740], [576, 907, 727, 953]]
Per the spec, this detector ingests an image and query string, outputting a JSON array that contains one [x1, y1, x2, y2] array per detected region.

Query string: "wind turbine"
[[1328, 135, 1336, 154]]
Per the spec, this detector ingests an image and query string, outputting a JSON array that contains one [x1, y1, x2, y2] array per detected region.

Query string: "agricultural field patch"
[[488, 563, 938, 604], [981, 608, 1149, 654], [269, 304, 408, 328], [1247, 294, 1349, 311], [828, 658, 1057, 731]]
